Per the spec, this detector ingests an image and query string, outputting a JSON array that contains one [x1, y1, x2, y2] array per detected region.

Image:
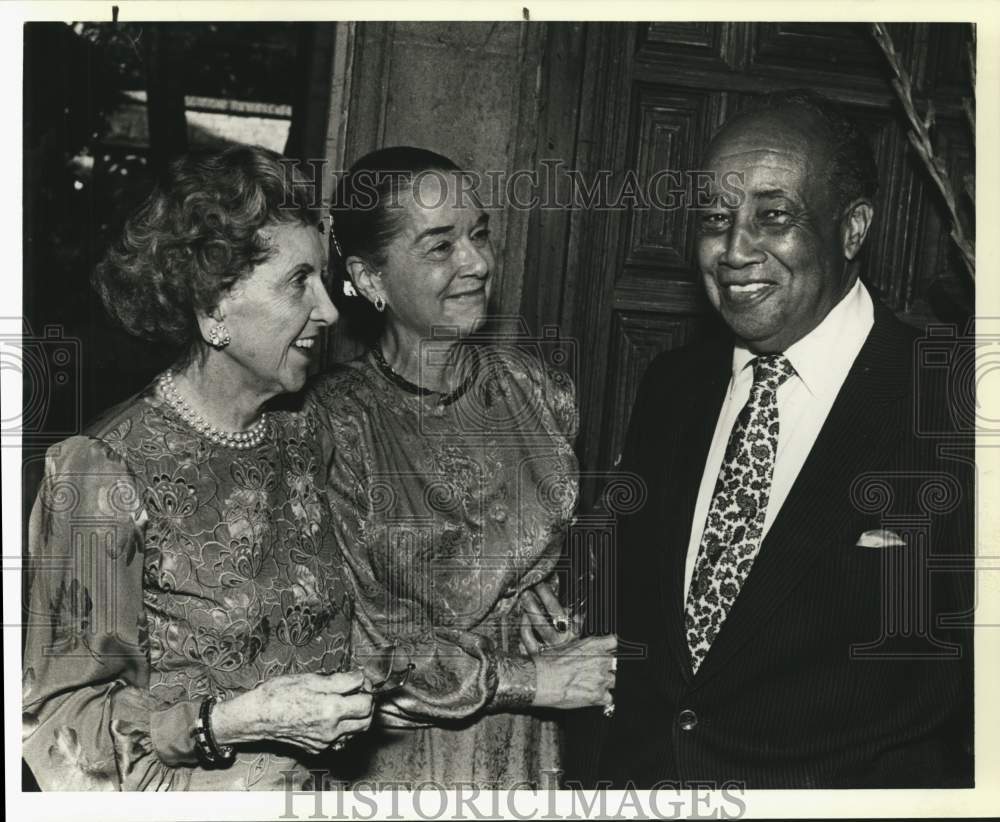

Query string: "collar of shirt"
[[730, 279, 875, 398]]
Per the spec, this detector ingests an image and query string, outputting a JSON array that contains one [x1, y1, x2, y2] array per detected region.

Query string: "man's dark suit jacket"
[[596, 301, 974, 789]]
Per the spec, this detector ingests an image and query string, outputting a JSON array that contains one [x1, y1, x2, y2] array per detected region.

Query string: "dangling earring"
[[373, 296, 386, 313], [208, 323, 231, 349]]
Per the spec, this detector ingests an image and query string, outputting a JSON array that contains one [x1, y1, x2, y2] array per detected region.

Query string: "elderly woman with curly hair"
[[22, 145, 374, 791]]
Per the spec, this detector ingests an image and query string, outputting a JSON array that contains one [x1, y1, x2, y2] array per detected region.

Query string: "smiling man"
[[696, 106, 874, 355], [598, 89, 973, 788]]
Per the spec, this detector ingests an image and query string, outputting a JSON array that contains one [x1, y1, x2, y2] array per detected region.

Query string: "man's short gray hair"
[[715, 88, 879, 214]]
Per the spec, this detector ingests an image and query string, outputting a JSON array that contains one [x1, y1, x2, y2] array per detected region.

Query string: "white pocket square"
[[856, 528, 907, 548]]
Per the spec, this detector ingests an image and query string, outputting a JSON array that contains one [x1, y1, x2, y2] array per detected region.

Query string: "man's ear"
[[841, 200, 874, 261], [346, 256, 385, 306]]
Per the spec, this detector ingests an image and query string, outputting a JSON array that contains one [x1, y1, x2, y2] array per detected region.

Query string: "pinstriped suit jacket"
[[596, 302, 974, 788]]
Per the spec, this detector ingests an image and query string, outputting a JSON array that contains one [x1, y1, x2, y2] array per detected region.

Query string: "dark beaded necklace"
[[370, 345, 480, 407]]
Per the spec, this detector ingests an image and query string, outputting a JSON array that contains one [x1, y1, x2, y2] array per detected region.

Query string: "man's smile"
[[718, 280, 779, 308]]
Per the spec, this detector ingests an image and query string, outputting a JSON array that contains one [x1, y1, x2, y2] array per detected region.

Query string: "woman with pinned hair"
[[309, 147, 617, 788], [22, 145, 374, 791]]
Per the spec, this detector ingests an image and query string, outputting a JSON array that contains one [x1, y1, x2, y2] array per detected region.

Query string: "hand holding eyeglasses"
[[209, 669, 376, 757], [327, 643, 417, 751]]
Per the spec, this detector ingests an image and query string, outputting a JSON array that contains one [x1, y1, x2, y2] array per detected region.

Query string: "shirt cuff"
[[490, 655, 537, 712], [150, 700, 200, 767]]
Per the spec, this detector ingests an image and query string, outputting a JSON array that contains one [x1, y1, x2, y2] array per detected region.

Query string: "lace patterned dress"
[[309, 345, 579, 788], [22, 384, 353, 791]]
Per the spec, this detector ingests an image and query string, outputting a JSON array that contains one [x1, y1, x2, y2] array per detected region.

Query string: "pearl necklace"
[[158, 369, 269, 450]]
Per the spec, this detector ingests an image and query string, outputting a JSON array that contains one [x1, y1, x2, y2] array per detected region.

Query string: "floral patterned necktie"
[[685, 353, 796, 674]]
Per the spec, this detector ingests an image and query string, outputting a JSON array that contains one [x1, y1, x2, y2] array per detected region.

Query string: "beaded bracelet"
[[193, 695, 235, 767]]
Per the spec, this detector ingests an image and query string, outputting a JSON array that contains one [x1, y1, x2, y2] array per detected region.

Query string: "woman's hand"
[[518, 582, 583, 652], [211, 670, 374, 755], [527, 634, 618, 711]]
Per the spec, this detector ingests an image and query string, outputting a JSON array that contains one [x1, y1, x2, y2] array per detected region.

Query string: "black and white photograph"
[[5, 3, 997, 819]]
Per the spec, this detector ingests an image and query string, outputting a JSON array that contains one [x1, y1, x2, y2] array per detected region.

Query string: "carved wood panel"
[[601, 311, 706, 467], [746, 23, 899, 86], [636, 21, 740, 70], [622, 85, 722, 276]]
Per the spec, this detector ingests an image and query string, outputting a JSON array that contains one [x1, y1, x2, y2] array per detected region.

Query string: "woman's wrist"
[[490, 655, 537, 712], [209, 691, 258, 746]]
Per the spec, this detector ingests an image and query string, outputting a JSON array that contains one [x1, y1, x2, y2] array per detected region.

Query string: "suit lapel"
[[692, 305, 912, 686], [656, 342, 731, 683]]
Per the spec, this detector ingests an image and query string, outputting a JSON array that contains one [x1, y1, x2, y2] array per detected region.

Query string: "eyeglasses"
[[340, 639, 416, 697], [336, 595, 416, 696], [359, 646, 416, 697]]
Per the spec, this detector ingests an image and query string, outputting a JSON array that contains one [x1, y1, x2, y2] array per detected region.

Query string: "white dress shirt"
[[683, 280, 876, 605]]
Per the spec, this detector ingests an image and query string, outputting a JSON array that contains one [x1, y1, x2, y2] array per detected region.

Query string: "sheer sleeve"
[[22, 437, 199, 791]]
